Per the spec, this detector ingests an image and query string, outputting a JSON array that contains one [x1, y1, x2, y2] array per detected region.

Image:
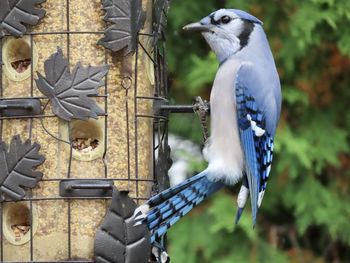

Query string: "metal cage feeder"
[[0, 0, 173, 262]]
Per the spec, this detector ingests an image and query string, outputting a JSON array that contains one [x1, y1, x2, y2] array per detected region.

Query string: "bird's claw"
[[133, 204, 150, 226], [193, 96, 210, 143], [193, 96, 210, 114]]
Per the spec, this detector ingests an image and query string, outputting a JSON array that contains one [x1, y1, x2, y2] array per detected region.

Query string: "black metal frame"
[[0, 0, 172, 262]]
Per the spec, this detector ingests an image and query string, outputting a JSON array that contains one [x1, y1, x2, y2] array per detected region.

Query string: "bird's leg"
[[193, 96, 210, 143]]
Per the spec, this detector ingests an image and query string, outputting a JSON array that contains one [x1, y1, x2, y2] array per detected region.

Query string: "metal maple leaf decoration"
[[153, 0, 170, 43], [0, 0, 46, 38], [98, 0, 146, 55], [94, 187, 151, 263], [0, 135, 45, 202], [36, 48, 109, 121]]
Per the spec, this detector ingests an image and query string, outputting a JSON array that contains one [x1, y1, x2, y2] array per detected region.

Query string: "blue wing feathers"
[[235, 66, 276, 224], [240, 128, 260, 225]]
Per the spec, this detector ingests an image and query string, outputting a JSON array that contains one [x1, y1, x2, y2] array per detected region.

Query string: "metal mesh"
[[0, 0, 169, 262]]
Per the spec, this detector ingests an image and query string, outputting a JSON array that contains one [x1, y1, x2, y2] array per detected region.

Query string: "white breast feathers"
[[204, 58, 244, 185]]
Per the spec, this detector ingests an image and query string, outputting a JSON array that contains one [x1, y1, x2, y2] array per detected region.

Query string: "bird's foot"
[[193, 96, 210, 143], [133, 204, 150, 225]]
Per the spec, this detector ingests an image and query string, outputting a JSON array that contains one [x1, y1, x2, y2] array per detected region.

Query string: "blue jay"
[[135, 8, 281, 243]]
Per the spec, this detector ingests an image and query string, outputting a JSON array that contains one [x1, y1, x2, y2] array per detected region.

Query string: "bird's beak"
[[183, 22, 210, 32]]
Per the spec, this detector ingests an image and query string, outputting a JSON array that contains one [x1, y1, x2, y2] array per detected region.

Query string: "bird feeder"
[[0, 0, 170, 262]]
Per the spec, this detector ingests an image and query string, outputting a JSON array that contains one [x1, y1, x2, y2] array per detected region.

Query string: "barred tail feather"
[[150, 179, 222, 242], [147, 170, 209, 206], [240, 129, 259, 226], [136, 170, 224, 243], [147, 175, 221, 230]]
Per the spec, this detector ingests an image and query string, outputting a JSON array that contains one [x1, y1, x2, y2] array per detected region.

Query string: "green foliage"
[[166, 0, 350, 262], [283, 176, 350, 244], [186, 52, 218, 96], [168, 192, 289, 263], [169, 114, 204, 144]]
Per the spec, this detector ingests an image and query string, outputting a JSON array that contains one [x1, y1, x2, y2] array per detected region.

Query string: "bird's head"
[[183, 9, 263, 63]]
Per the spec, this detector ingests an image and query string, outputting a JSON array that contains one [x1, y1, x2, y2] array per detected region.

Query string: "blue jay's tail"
[[134, 170, 224, 243]]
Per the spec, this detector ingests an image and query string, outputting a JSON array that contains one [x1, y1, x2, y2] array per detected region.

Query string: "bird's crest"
[[227, 9, 263, 25], [210, 9, 263, 25]]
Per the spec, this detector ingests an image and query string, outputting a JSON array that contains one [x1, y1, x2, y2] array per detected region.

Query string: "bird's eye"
[[221, 15, 231, 24]]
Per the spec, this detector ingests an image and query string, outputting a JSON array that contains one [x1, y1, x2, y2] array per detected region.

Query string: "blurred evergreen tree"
[[166, 0, 350, 262]]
